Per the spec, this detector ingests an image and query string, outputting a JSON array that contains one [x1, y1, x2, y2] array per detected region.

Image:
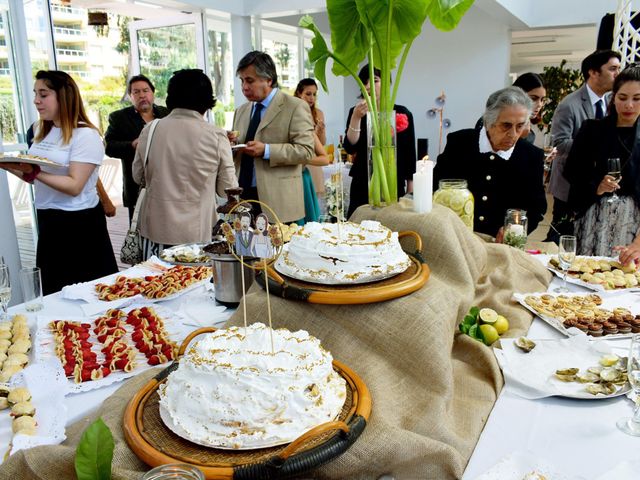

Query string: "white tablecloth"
[[463, 268, 639, 480], [2, 257, 639, 478]]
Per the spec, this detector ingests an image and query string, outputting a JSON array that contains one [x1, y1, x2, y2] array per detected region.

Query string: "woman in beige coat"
[[133, 69, 237, 259]]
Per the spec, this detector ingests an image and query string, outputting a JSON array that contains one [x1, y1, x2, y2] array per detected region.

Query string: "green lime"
[[479, 308, 498, 324], [479, 324, 499, 345]]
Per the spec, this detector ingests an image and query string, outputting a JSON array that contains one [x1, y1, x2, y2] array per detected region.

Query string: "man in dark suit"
[[104, 74, 168, 223], [435, 87, 547, 238], [547, 49, 621, 242]]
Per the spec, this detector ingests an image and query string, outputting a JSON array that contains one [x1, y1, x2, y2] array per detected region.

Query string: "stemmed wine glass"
[[617, 334, 640, 436], [0, 264, 10, 321], [554, 235, 577, 293], [607, 157, 622, 203]]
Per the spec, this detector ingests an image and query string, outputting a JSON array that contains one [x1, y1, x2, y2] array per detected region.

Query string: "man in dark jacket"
[[105, 74, 168, 223]]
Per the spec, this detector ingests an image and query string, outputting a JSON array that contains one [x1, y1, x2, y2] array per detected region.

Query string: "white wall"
[[392, 5, 511, 157]]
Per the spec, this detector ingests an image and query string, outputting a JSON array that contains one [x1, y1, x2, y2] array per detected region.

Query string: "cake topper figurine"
[[223, 200, 284, 352]]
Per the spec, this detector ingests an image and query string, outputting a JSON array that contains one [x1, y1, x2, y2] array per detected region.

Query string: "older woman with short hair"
[[434, 86, 547, 238], [132, 69, 237, 260]]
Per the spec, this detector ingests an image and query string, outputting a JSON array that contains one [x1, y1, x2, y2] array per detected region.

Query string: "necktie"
[[595, 100, 604, 119], [239, 103, 264, 188]]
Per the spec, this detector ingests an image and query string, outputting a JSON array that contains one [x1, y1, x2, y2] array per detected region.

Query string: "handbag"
[[120, 119, 160, 265]]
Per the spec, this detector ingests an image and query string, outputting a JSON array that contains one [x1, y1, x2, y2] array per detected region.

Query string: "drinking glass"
[[554, 235, 577, 293], [19, 266, 43, 312], [0, 265, 10, 321], [616, 334, 640, 436], [607, 157, 621, 203]]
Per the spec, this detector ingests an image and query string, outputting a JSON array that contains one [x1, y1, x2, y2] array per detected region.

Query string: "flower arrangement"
[[300, 0, 474, 207], [325, 173, 346, 221]]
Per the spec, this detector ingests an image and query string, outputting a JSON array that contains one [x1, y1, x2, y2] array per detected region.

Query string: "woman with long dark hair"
[[1, 70, 117, 294], [566, 65, 640, 262]]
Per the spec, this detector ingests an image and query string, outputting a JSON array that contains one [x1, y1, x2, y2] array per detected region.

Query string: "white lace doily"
[[3, 359, 69, 455], [35, 303, 195, 393]]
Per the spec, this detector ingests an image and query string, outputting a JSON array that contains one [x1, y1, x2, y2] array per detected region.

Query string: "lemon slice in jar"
[[463, 199, 474, 214], [434, 189, 452, 207], [449, 191, 467, 213]]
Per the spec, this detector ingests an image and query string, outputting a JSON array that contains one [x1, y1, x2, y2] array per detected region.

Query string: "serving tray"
[[123, 327, 372, 480], [255, 231, 429, 304]]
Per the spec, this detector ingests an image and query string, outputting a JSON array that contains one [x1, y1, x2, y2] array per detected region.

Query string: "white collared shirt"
[[478, 126, 515, 160], [586, 83, 606, 116]]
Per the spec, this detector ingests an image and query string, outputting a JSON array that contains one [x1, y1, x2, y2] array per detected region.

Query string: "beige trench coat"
[[132, 108, 238, 245]]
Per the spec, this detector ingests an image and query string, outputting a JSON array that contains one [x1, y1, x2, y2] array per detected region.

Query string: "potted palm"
[[300, 0, 474, 207]]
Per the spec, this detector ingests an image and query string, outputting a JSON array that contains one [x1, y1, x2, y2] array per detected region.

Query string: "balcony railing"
[[54, 27, 85, 37], [56, 48, 87, 58], [51, 4, 85, 16]]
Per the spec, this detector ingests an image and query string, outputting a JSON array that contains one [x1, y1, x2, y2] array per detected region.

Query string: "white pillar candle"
[[508, 224, 525, 236], [413, 159, 433, 213]]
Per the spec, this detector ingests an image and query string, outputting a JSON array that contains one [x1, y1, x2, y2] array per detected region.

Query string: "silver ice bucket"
[[210, 253, 255, 306]]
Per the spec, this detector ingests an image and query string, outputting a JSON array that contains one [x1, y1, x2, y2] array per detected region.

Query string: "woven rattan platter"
[[256, 230, 429, 304], [124, 328, 372, 480]]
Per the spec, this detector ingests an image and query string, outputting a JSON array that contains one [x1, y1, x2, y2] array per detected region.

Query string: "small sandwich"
[[7, 386, 31, 405], [0, 385, 10, 410], [4, 353, 29, 367], [12, 415, 37, 435], [0, 322, 11, 332], [11, 400, 35, 418], [8, 339, 31, 355], [0, 365, 22, 383], [0, 331, 11, 340], [0, 339, 11, 351]]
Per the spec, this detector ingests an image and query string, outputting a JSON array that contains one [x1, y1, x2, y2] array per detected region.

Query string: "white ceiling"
[[68, 0, 619, 72]]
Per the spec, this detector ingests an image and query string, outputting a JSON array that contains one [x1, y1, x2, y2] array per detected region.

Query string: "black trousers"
[[37, 203, 118, 295]]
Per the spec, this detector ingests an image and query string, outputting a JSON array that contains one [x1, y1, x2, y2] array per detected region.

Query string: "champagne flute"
[[607, 157, 621, 203], [616, 334, 640, 436], [554, 235, 577, 293], [0, 264, 10, 321]]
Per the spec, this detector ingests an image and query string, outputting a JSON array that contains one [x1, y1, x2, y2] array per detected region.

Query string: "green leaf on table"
[[75, 418, 114, 480], [462, 314, 476, 326], [469, 306, 480, 318], [459, 322, 469, 334], [468, 323, 478, 339]]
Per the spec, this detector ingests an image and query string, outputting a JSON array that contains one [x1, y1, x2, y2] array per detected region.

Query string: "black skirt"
[[36, 203, 118, 295]]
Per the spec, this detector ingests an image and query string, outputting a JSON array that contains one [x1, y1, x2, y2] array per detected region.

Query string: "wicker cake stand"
[[256, 230, 430, 304], [123, 328, 372, 480]]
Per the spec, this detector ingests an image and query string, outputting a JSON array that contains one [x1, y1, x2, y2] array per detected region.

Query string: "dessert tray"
[[0, 154, 63, 167], [257, 231, 429, 304], [543, 254, 640, 293], [159, 244, 211, 266], [123, 327, 371, 480], [35, 304, 193, 393], [513, 292, 640, 339], [494, 335, 631, 400], [61, 257, 212, 316]]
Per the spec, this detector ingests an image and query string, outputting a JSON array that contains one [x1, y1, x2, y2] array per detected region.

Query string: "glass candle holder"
[[503, 209, 528, 249]]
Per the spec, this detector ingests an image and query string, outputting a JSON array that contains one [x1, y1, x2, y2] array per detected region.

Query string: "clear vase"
[[367, 110, 398, 208]]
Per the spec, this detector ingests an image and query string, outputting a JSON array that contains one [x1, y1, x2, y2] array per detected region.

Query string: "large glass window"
[[261, 21, 300, 93], [205, 10, 234, 129]]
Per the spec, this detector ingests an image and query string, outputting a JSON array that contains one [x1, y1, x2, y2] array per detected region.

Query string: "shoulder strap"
[[140, 119, 160, 189]]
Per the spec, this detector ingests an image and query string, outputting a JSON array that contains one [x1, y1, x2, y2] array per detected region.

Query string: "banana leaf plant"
[[300, 0, 474, 207]]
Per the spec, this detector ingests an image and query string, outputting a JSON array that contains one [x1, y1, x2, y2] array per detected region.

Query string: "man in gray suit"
[[546, 49, 621, 242]]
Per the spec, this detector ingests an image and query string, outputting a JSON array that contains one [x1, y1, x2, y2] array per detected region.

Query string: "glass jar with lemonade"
[[433, 179, 474, 229]]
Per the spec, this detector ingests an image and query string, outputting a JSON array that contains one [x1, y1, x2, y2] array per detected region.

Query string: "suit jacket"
[[132, 108, 238, 245], [566, 115, 640, 216], [343, 105, 417, 218], [104, 104, 168, 208], [232, 90, 314, 222], [435, 128, 547, 237], [548, 84, 598, 202]]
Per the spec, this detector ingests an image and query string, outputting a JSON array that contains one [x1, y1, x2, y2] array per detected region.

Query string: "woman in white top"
[[0, 71, 117, 293]]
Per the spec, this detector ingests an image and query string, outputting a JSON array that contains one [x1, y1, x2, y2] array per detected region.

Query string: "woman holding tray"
[[565, 65, 640, 263], [0, 70, 117, 294]]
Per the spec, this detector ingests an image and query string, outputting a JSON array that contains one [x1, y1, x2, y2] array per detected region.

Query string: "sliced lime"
[[479, 307, 498, 324]]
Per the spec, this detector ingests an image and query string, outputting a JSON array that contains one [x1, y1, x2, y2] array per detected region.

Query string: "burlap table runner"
[[0, 204, 551, 479]]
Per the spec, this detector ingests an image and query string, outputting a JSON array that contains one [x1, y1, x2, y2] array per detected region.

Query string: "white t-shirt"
[[29, 126, 104, 210]]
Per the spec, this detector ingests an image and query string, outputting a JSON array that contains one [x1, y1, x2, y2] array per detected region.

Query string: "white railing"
[[614, 0, 640, 65], [56, 48, 87, 57], [54, 27, 84, 37], [51, 4, 85, 17]]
